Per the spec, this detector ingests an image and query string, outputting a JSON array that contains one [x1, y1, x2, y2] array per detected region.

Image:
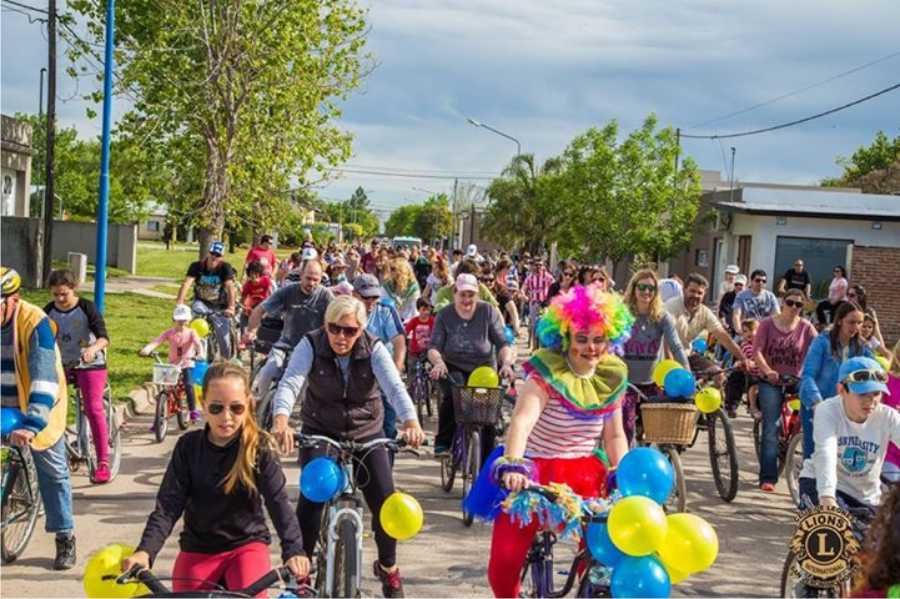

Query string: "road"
[[3, 404, 797, 598]]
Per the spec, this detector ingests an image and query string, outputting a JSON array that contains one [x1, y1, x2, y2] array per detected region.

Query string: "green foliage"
[[315, 187, 380, 238], [65, 0, 371, 252], [384, 194, 453, 242], [822, 130, 900, 189], [385, 205, 420, 237], [16, 113, 152, 223]]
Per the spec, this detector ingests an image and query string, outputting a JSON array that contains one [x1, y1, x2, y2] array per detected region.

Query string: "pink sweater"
[[152, 327, 203, 368]]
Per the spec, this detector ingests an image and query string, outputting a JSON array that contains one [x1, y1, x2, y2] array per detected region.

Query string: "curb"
[[115, 383, 156, 424]]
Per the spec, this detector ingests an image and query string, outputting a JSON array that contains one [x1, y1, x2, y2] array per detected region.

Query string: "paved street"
[[3, 404, 797, 598]]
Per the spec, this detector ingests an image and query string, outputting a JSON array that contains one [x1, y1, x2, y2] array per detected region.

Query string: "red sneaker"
[[759, 482, 776, 493], [373, 561, 405, 598], [92, 462, 111, 484]]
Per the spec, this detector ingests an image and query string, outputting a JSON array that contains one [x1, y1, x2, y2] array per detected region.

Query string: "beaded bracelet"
[[490, 456, 536, 484]]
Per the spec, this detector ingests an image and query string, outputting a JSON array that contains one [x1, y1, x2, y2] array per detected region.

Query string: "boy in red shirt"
[[404, 298, 434, 380], [244, 234, 277, 278], [240, 261, 272, 333]]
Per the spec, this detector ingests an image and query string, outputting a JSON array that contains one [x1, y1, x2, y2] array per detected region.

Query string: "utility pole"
[[93, 0, 116, 313], [40, 0, 57, 286]]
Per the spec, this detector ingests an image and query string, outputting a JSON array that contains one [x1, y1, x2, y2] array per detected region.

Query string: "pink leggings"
[[68, 368, 109, 465], [172, 541, 271, 597]]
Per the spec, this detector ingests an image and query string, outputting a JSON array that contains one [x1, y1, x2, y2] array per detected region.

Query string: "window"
[[146, 220, 160, 232], [695, 249, 709, 267]]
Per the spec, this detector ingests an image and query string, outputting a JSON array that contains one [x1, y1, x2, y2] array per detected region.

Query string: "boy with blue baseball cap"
[[798, 356, 900, 510]]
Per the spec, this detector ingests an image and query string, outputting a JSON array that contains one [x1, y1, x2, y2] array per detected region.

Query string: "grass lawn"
[[135, 241, 297, 278], [19, 288, 173, 403]]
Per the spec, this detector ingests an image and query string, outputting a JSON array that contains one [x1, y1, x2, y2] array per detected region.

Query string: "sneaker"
[[91, 462, 111, 484], [726, 406, 737, 419], [54, 533, 76, 570], [433, 445, 450, 459], [190, 410, 202, 423], [760, 482, 776, 493], [373, 561, 404, 598]]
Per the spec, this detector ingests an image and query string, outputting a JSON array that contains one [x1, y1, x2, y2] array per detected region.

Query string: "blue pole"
[[94, 0, 115, 313]]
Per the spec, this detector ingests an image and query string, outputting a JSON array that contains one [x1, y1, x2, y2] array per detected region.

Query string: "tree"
[[67, 0, 371, 257], [385, 205, 420, 237], [414, 194, 453, 242], [822, 130, 900, 193]]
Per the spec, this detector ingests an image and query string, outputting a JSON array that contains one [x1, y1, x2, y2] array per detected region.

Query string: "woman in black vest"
[[270, 295, 424, 598]]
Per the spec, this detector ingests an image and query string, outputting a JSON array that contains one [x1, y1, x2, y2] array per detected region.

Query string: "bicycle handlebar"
[[293, 433, 412, 455], [114, 565, 295, 597]]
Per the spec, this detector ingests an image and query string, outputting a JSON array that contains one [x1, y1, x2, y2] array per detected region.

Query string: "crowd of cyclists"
[[1, 229, 898, 597]]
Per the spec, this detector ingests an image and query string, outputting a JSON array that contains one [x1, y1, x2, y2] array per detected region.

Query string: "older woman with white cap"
[[428, 273, 515, 459], [718, 264, 740, 302]]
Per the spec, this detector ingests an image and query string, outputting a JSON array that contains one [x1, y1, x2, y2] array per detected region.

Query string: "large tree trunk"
[[197, 139, 229, 260]]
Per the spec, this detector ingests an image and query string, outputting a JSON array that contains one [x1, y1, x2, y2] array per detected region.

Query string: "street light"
[[466, 117, 521, 156]]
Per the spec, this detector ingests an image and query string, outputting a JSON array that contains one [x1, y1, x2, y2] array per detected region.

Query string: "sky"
[[3, 0, 900, 217]]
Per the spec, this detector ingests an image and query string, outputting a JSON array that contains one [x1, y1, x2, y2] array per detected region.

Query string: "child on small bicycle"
[[403, 298, 434, 382], [121, 362, 309, 596], [139, 305, 203, 423], [44, 269, 112, 484]]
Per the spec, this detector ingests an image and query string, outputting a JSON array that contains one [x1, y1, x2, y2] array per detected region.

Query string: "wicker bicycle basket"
[[452, 385, 502, 426], [640, 402, 698, 446]]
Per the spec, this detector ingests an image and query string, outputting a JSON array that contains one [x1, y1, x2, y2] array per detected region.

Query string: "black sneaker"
[[54, 533, 76, 570], [373, 561, 405, 598]]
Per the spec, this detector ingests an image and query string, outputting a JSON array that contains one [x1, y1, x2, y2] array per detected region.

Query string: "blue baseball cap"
[[208, 241, 225, 256], [838, 356, 889, 395]]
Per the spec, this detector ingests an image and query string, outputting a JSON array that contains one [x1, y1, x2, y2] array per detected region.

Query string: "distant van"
[[391, 236, 422, 250]]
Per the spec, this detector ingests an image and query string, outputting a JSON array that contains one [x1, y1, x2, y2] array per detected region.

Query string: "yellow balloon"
[[660, 557, 690, 584], [607, 496, 668, 557], [468, 366, 500, 389], [694, 387, 722, 414], [652, 359, 682, 389], [876, 356, 890, 372], [83, 543, 149, 599], [194, 385, 204, 404], [190, 318, 210, 339], [787, 398, 801, 412], [657, 513, 719, 574], [379, 492, 424, 541]]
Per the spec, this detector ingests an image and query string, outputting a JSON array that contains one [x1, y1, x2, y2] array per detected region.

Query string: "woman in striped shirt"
[[483, 284, 633, 598]]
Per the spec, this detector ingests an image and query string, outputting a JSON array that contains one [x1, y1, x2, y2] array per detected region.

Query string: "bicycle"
[[63, 363, 123, 482], [409, 356, 434, 423], [147, 352, 191, 443], [196, 309, 240, 363], [294, 433, 418, 598], [252, 347, 292, 433], [114, 564, 311, 598], [513, 485, 611, 598], [0, 431, 40, 564], [694, 368, 741, 503], [439, 382, 504, 526], [751, 374, 803, 503]]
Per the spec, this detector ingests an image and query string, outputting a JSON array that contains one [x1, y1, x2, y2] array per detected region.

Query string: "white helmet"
[[173, 304, 192, 322]]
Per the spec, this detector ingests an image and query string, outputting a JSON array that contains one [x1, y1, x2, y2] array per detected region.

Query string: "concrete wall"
[[1, 217, 137, 285], [850, 245, 900, 346]]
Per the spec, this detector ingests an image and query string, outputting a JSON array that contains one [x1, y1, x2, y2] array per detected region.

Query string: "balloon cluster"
[[83, 544, 149, 598], [586, 447, 719, 598], [1, 407, 25, 435], [651, 359, 722, 413]]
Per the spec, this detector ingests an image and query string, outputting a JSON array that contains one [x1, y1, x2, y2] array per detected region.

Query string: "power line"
[[1, 0, 47, 13], [344, 163, 500, 176], [691, 49, 900, 129], [681, 82, 900, 140], [329, 167, 495, 181]]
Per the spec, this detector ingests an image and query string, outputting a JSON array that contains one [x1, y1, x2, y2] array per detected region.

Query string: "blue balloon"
[[616, 447, 674, 505], [691, 338, 708, 354], [1, 408, 25, 436], [586, 520, 624, 567], [664, 368, 696, 399], [191, 360, 209, 386], [611, 555, 671, 598], [300, 457, 345, 502], [504, 325, 516, 345]]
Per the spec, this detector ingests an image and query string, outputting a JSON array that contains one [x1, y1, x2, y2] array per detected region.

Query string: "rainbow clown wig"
[[536, 283, 634, 354]]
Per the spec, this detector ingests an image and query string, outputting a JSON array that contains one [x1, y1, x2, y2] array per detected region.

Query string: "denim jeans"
[[757, 382, 784, 485], [191, 300, 233, 360], [381, 392, 397, 440], [31, 436, 74, 534]]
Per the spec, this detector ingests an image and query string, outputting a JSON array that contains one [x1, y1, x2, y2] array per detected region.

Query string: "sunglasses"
[[734, 283, 744, 287], [636, 283, 657, 293], [784, 299, 803, 308], [480, 277, 495, 284], [843, 369, 887, 385], [327, 322, 360, 337], [563, 271, 575, 277], [206, 402, 246, 416], [753, 278, 767, 283]]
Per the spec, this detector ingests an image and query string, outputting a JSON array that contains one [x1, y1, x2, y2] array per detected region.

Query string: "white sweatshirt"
[[800, 395, 900, 505]]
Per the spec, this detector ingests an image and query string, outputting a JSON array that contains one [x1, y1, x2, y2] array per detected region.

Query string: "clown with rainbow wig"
[[464, 283, 634, 598]]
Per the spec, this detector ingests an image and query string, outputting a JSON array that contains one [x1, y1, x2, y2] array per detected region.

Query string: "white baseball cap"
[[465, 244, 478, 258], [725, 264, 740, 275], [735, 274, 748, 285], [301, 247, 319, 261], [173, 304, 192, 322], [455, 273, 479, 294]]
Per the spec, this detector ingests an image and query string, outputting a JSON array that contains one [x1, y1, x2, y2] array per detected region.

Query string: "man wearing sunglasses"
[[731, 269, 780, 334], [798, 357, 900, 511], [176, 241, 239, 359]]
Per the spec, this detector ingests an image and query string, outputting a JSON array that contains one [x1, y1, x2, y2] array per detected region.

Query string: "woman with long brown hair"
[[382, 256, 421, 321], [620, 269, 689, 442], [122, 362, 309, 595], [424, 253, 452, 306]]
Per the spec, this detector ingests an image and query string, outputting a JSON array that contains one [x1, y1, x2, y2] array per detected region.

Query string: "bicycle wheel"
[[175, 387, 189, 431], [779, 548, 842, 597], [1, 448, 39, 564], [106, 388, 122, 480], [335, 517, 359, 598], [659, 446, 687, 513], [413, 375, 427, 424], [784, 434, 804, 507], [256, 387, 275, 432], [462, 430, 481, 527], [440, 455, 456, 493], [707, 409, 739, 502], [79, 407, 99, 479], [425, 378, 434, 418], [154, 391, 169, 443]]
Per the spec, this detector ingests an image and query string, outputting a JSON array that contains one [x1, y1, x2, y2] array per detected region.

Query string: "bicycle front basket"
[[152, 364, 181, 387], [452, 386, 502, 426]]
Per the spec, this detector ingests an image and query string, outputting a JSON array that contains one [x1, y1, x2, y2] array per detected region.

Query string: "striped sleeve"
[[23, 318, 60, 433]]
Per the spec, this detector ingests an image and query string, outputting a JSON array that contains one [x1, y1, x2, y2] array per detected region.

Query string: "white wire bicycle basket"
[[152, 364, 181, 387]]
